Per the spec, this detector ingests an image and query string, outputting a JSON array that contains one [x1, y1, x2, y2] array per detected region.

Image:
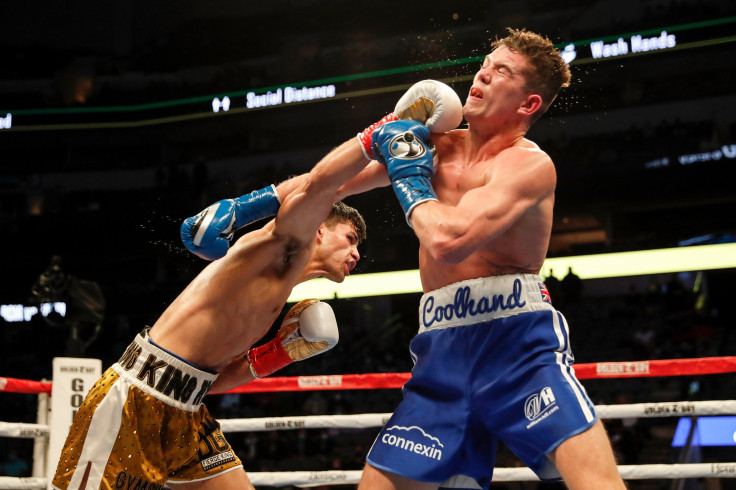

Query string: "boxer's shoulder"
[[431, 128, 466, 154]]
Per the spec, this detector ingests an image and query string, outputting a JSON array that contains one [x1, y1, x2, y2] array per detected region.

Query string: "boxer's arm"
[[335, 161, 391, 200], [274, 173, 308, 201], [209, 299, 338, 393], [273, 139, 369, 245], [410, 147, 556, 264], [272, 166, 388, 208], [268, 81, 461, 242], [209, 356, 256, 394]]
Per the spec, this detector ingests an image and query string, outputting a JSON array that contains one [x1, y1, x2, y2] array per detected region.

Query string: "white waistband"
[[418, 274, 554, 333], [112, 332, 218, 412]]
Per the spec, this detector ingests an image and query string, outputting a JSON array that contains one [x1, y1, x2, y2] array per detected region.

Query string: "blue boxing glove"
[[181, 185, 281, 260], [371, 119, 438, 227]]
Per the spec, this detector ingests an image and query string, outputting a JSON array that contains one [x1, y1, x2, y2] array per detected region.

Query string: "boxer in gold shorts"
[[53, 330, 238, 489], [51, 76, 462, 489], [51, 135, 373, 488]]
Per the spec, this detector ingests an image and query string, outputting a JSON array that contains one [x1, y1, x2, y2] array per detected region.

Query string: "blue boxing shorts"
[[366, 274, 597, 489]]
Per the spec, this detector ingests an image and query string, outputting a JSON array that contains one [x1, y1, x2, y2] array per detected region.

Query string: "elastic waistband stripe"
[[418, 274, 554, 333], [113, 333, 218, 411]]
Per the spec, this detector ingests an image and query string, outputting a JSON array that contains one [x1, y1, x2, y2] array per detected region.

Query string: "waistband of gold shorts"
[[112, 332, 218, 411]]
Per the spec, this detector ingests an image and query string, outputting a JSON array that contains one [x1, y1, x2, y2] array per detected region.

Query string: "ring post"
[[32, 387, 49, 478]]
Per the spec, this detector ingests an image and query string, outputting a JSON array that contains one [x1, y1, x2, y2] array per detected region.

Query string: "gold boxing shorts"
[[52, 330, 242, 489]]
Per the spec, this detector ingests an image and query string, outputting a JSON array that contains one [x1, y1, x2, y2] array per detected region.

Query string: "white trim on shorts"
[[113, 331, 219, 412], [417, 274, 555, 333], [552, 312, 595, 423], [66, 375, 127, 489]]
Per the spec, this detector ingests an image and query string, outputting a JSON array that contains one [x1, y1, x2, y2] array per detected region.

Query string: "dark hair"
[[325, 201, 367, 243], [492, 28, 571, 122]]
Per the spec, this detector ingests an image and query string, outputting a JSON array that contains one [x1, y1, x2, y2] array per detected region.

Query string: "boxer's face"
[[312, 221, 360, 282], [464, 46, 534, 123]]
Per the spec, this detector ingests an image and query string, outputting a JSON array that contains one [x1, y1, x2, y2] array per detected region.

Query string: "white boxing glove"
[[394, 79, 464, 133], [247, 299, 338, 378], [356, 80, 464, 160]]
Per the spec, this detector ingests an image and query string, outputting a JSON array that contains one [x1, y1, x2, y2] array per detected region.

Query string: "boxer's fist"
[[356, 80, 463, 160], [247, 299, 339, 378], [356, 113, 399, 160], [181, 185, 281, 261], [371, 119, 438, 226], [181, 199, 237, 261], [394, 79, 463, 133]]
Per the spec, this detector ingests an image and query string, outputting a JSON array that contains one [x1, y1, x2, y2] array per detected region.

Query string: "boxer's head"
[[491, 28, 571, 121], [312, 202, 366, 283], [325, 201, 366, 244]]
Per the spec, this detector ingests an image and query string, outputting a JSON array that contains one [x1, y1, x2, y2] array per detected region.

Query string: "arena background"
[[1, 0, 736, 488]]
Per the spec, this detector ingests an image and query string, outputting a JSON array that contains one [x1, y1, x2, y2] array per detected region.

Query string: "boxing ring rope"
[[3, 357, 736, 488], [3, 400, 736, 440]]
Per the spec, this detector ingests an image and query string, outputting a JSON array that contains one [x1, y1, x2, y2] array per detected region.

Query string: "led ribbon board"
[[2, 17, 735, 131], [287, 243, 736, 302]]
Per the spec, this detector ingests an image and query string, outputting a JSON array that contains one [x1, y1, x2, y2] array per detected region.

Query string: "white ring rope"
[[0, 422, 48, 439], [596, 400, 736, 419], [220, 400, 736, 433], [2, 400, 736, 437], [2, 400, 736, 488], [220, 413, 392, 433], [3, 463, 736, 489], [0, 477, 47, 490]]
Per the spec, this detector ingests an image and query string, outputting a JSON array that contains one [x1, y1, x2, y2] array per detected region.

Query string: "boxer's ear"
[[519, 93, 543, 117]]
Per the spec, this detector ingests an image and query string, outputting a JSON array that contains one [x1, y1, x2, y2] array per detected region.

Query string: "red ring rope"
[[3, 356, 735, 395]]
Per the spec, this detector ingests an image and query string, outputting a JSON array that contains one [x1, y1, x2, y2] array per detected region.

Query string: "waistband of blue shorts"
[[418, 274, 555, 333], [112, 331, 219, 411]]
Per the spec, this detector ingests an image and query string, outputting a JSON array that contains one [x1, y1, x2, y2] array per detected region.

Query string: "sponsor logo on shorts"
[[114, 471, 165, 489], [201, 450, 236, 471], [118, 342, 212, 406], [524, 387, 560, 429], [422, 278, 527, 328], [380, 425, 443, 461]]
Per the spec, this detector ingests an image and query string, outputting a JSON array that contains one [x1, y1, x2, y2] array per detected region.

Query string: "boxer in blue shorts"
[[349, 28, 626, 490], [366, 275, 597, 488]]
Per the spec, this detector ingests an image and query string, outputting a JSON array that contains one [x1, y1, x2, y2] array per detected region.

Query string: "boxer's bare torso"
[[417, 129, 555, 292], [150, 223, 313, 372]]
